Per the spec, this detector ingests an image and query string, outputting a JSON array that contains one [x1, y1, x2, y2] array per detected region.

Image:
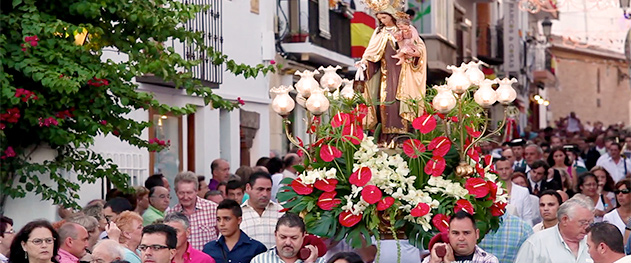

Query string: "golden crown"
[[362, 0, 405, 15]]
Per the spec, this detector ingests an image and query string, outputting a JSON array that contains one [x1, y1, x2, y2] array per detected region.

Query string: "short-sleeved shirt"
[[479, 214, 533, 263], [202, 230, 267, 263], [143, 205, 165, 226], [178, 242, 216, 263], [122, 247, 141, 263], [240, 201, 284, 249], [166, 197, 219, 250], [250, 248, 326, 263], [514, 225, 591, 263]]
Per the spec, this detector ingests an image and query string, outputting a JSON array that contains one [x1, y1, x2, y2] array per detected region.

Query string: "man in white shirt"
[[514, 194, 595, 263], [586, 222, 631, 263], [495, 157, 537, 225], [241, 172, 284, 249], [596, 143, 631, 183], [282, 153, 301, 179]]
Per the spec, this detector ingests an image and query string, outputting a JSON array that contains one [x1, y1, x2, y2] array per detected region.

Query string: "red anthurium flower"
[[314, 178, 338, 192], [432, 214, 450, 233], [402, 139, 426, 158], [339, 211, 362, 227], [410, 203, 431, 217], [317, 191, 341, 210], [376, 196, 395, 211], [331, 112, 351, 128], [320, 145, 342, 162], [296, 137, 304, 157], [412, 114, 437, 134], [361, 185, 382, 204], [351, 104, 368, 123], [455, 199, 475, 214], [475, 163, 485, 177], [449, 116, 459, 122], [313, 137, 327, 148], [342, 124, 364, 145], [435, 113, 445, 119], [490, 202, 507, 216], [465, 177, 490, 198], [290, 178, 313, 195], [487, 181, 498, 201], [467, 147, 480, 162], [483, 155, 494, 167], [424, 156, 446, 177], [349, 167, 372, 187], [428, 137, 451, 157], [279, 207, 290, 213], [465, 124, 482, 138]]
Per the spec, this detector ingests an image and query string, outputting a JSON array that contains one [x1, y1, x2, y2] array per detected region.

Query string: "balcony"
[[137, 0, 223, 88], [532, 47, 556, 86], [476, 24, 504, 66], [279, 0, 354, 67]]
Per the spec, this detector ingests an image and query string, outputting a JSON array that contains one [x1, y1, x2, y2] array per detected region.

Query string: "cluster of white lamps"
[[533, 94, 550, 106]]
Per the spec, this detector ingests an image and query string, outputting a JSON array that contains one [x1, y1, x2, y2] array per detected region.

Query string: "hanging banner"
[[504, 0, 520, 73]]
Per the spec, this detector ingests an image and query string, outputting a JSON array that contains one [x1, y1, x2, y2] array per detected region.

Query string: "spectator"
[[235, 166, 254, 185], [57, 222, 90, 263], [163, 212, 215, 263], [511, 172, 531, 192], [326, 252, 363, 263], [547, 147, 576, 183], [165, 171, 218, 250], [103, 197, 134, 223], [524, 144, 544, 169], [495, 157, 536, 225], [114, 211, 144, 263], [225, 180, 244, 205], [578, 173, 613, 222], [139, 224, 177, 263], [202, 199, 267, 263], [556, 168, 575, 198], [92, 240, 125, 263], [204, 190, 224, 204], [241, 172, 284, 249], [250, 213, 325, 263], [586, 222, 630, 263], [145, 174, 170, 192], [533, 190, 563, 232], [501, 148, 515, 165], [282, 153, 301, 179], [266, 157, 284, 202], [134, 186, 150, 216], [528, 160, 561, 195], [9, 220, 60, 263], [65, 213, 99, 251], [603, 179, 631, 235], [479, 212, 533, 263], [509, 138, 527, 173], [143, 186, 170, 226], [514, 194, 595, 263], [197, 176, 209, 199], [423, 211, 499, 263], [255, 157, 270, 167], [596, 143, 631, 183], [0, 216, 14, 263], [209, 159, 230, 191], [82, 203, 107, 233], [592, 166, 618, 207]]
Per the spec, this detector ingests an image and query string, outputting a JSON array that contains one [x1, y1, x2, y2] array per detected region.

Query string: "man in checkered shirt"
[[166, 171, 218, 250], [240, 172, 285, 249]]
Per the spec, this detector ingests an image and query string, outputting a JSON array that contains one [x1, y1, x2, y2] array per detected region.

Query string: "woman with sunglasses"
[[9, 220, 60, 263], [603, 179, 631, 235]]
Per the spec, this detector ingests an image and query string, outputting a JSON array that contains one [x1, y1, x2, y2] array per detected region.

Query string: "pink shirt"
[[57, 249, 79, 263], [174, 242, 215, 263]]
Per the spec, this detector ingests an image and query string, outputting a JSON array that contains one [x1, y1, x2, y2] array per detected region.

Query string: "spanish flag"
[[351, 12, 376, 58]]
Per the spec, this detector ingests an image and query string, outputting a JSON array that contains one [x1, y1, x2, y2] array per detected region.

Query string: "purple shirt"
[[174, 242, 216, 263], [208, 178, 220, 191], [57, 249, 79, 263]]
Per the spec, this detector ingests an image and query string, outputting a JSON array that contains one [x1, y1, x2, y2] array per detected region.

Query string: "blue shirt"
[[479, 214, 533, 263], [202, 230, 267, 263]]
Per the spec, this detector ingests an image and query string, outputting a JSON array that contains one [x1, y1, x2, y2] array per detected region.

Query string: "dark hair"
[[539, 189, 563, 205], [588, 222, 625, 254], [591, 166, 615, 192], [0, 216, 13, 238], [197, 175, 206, 185], [326, 252, 363, 263], [283, 154, 299, 169], [145, 174, 165, 190], [9, 220, 60, 263], [111, 260, 131, 263], [142, 224, 177, 249], [547, 147, 571, 167], [248, 172, 272, 187], [255, 157, 270, 167], [374, 12, 396, 34], [577, 173, 598, 193], [265, 157, 283, 175], [210, 159, 225, 174], [613, 179, 631, 208], [226, 180, 243, 192], [204, 190, 223, 199], [275, 213, 305, 233], [530, 160, 549, 176], [449, 211, 477, 230], [217, 199, 242, 217], [235, 165, 254, 185], [610, 142, 622, 151], [104, 197, 133, 214]]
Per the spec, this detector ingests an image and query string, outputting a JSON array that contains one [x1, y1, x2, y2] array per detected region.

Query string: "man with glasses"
[[165, 171, 218, 250], [143, 186, 170, 226], [57, 222, 91, 263], [140, 224, 177, 263], [163, 212, 215, 263], [514, 194, 595, 263], [0, 216, 14, 263]]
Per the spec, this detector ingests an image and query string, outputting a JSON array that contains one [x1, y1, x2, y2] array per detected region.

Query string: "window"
[[148, 110, 183, 181], [433, 0, 455, 42]]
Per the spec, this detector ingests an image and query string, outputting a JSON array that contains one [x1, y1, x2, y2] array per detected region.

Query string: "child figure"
[[391, 17, 421, 66]]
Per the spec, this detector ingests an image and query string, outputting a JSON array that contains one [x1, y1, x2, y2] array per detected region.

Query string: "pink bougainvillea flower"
[[270, 60, 276, 65], [38, 117, 58, 127], [100, 120, 108, 125], [490, 202, 507, 216], [465, 124, 482, 138], [410, 203, 431, 217], [331, 112, 351, 128], [349, 167, 372, 187], [0, 108, 20, 123], [402, 139, 426, 158], [237, 97, 245, 106], [339, 211, 362, 227], [376, 196, 395, 211], [55, 110, 74, 119], [412, 114, 437, 134], [290, 178, 313, 195], [342, 123, 364, 145], [1, 146, 16, 159], [87, 77, 109, 87], [454, 199, 475, 214], [428, 136, 452, 157], [314, 178, 338, 192], [361, 185, 382, 204], [487, 181, 498, 201], [424, 156, 446, 177], [317, 191, 341, 210], [465, 177, 490, 198], [320, 145, 342, 162], [432, 214, 450, 233], [15, 88, 37, 102]]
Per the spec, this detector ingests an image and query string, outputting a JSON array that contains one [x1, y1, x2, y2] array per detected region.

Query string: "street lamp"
[[541, 17, 552, 40], [621, 0, 631, 19]]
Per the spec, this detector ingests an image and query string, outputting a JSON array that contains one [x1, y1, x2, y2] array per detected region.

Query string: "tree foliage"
[[0, 0, 276, 212]]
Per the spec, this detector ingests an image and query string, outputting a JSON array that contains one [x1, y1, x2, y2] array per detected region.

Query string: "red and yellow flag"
[[351, 12, 376, 58]]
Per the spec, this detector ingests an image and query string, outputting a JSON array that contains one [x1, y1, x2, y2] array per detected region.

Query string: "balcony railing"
[[476, 24, 504, 65]]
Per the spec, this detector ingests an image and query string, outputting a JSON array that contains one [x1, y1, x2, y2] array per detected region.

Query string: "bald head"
[[58, 222, 89, 257], [283, 153, 301, 173], [92, 239, 125, 263]]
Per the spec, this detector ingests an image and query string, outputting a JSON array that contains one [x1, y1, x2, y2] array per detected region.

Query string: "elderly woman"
[[9, 220, 60, 263], [0, 216, 14, 262], [113, 211, 144, 263]]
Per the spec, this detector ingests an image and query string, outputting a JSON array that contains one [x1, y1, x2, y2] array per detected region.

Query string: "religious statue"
[[355, 0, 428, 145]]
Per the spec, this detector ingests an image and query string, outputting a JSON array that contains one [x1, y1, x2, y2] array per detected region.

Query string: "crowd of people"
[[1, 117, 631, 263]]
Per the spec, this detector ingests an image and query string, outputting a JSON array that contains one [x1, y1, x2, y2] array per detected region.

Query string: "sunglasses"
[[613, 189, 630, 195]]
